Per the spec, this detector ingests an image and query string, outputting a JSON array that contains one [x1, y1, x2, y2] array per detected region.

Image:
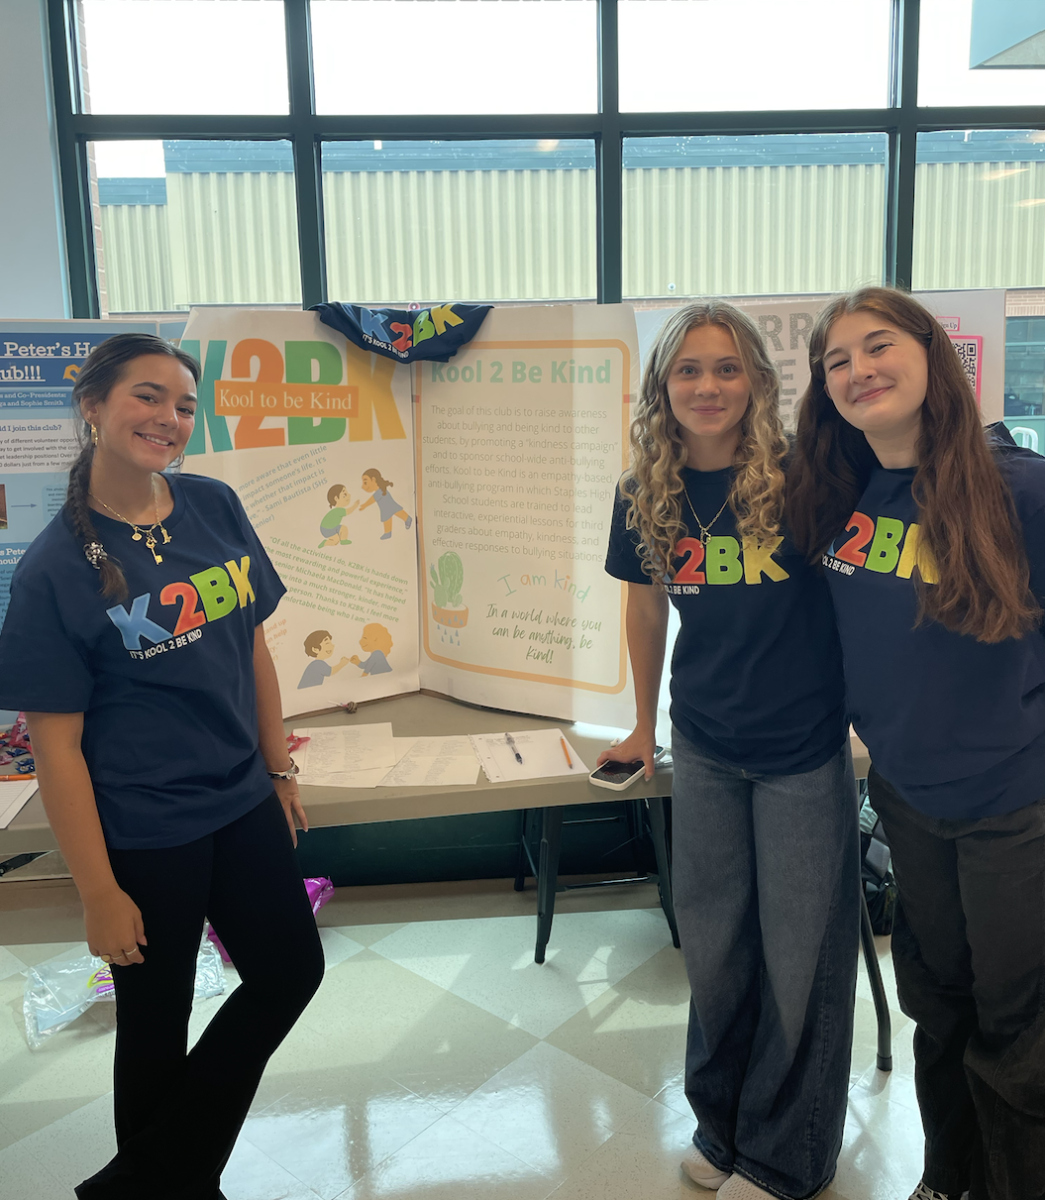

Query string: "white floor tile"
[[242, 1072, 445, 1200], [319, 927, 366, 970], [0, 945, 26, 982], [8, 1092, 116, 1190], [0, 1133, 69, 1200], [542, 1097, 698, 1200], [450, 1041, 651, 1179], [369, 910, 671, 1038], [223, 1135, 325, 1200], [336, 1112, 561, 1200]]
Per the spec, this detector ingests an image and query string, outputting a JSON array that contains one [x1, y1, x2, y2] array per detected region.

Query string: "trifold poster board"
[[179, 304, 639, 725], [0, 291, 1007, 727]]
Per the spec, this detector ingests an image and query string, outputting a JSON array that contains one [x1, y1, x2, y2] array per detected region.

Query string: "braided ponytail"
[[65, 441, 128, 601], [67, 333, 201, 601]]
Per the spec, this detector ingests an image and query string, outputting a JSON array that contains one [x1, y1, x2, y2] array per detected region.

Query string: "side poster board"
[[0, 320, 160, 629]]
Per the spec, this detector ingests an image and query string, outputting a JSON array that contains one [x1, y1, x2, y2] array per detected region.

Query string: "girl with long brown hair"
[[599, 302, 860, 1200], [788, 286, 1045, 1200], [0, 333, 324, 1199]]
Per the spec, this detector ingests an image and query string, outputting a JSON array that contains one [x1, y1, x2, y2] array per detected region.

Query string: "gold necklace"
[[682, 486, 729, 545], [90, 477, 172, 565]]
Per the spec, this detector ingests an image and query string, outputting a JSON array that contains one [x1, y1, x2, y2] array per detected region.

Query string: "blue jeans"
[[672, 730, 861, 1200]]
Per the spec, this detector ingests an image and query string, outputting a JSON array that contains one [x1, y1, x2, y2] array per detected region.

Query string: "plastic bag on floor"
[[23, 937, 225, 1050]]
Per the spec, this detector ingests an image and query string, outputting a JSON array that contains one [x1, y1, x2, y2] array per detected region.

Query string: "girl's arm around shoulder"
[[26, 712, 146, 965]]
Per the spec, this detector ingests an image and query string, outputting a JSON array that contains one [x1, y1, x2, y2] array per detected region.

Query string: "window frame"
[[47, 0, 1045, 317]]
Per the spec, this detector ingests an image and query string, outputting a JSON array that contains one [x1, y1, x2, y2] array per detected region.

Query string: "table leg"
[[535, 806, 564, 964], [646, 797, 680, 948], [514, 808, 529, 892], [860, 889, 892, 1071]]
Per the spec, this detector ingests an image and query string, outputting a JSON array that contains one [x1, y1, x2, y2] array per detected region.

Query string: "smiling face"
[[82, 354, 197, 474], [361, 474, 378, 493], [665, 324, 751, 462], [822, 311, 929, 447], [316, 636, 334, 660]]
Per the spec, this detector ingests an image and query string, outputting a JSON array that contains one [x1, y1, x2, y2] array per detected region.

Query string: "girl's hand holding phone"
[[596, 729, 659, 781]]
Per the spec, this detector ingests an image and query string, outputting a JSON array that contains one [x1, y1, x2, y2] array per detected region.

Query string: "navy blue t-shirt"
[[0, 473, 286, 849], [823, 441, 1045, 819], [605, 467, 846, 774]]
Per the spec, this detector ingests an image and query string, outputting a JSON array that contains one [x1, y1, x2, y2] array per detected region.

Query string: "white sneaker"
[[908, 1184, 968, 1200], [717, 1175, 776, 1199], [681, 1145, 730, 1190]]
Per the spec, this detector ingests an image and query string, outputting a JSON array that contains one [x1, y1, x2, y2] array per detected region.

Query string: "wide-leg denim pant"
[[672, 730, 861, 1200]]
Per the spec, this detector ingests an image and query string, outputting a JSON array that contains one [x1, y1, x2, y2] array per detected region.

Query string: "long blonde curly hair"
[[622, 301, 788, 581]]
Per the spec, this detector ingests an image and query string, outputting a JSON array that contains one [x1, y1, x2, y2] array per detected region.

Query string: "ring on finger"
[[100, 954, 113, 964]]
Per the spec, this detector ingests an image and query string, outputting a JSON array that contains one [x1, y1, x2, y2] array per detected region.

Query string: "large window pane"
[[92, 140, 302, 313], [913, 131, 1045, 291], [311, 0, 596, 116], [623, 135, 887, 299], [77, 0, 289, 115], [919, 0, 1045, 107], [322, 140, 596, 304], [619, 0, 891, 112]]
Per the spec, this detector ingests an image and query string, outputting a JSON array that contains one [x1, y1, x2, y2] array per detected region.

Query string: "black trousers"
[[869, 769, 1045, 1200], [75, 794, 325, 1200]]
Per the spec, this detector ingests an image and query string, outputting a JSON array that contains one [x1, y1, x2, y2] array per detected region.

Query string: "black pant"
[[869, 769, 1045, 1200], [75, 794, 325, 1200]]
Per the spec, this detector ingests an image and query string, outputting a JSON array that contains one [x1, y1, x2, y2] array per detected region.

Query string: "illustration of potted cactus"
[[430, 552, 468, 645]]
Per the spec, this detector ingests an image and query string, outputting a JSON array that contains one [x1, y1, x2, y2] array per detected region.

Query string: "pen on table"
[[559, 737, 573, 769], [504, 732, 523, 764], [0, 775, 35, 783]]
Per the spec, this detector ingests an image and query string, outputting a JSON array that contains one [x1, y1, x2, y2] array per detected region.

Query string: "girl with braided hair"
[[599, 302, 859, 1200], [0, 333, 324, 1199]]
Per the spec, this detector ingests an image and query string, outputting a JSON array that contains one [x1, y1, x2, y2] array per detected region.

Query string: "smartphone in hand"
[[589, 746, 665, 791]]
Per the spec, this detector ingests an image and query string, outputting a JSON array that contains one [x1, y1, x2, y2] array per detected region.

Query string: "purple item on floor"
[[207, 877, 333, 962], [304, 876, 334, 915]]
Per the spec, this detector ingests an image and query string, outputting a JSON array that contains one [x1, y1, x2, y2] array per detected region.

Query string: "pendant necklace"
[[90, 476, 172, 565], [682, 486, 729, 545]]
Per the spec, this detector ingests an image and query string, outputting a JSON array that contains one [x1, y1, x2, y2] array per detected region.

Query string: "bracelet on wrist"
[[267, 756, 299, 780]]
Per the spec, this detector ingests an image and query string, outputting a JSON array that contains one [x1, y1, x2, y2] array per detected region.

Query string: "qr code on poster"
[[949, 334, 982, 402]]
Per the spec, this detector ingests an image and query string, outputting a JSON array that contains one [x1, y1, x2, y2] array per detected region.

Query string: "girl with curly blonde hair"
[[600, 301, 859, 1200]]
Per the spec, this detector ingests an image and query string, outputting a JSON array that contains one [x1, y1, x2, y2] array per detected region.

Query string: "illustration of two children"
[[320, 470, 412, 547], [298, 624, 394, 689]]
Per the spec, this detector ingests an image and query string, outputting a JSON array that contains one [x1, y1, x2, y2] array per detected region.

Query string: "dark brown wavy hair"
[[787, 286, 1038, 644]]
